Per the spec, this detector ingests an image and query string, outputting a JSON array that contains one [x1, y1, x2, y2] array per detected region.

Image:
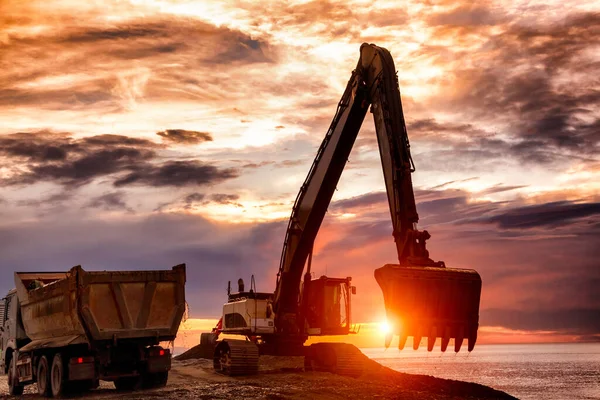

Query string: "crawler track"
[[213, 340, 259, 376], [304, 343, 364, 378]]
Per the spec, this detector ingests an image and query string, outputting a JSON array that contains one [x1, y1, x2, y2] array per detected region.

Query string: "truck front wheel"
[[8, 356, 24, 396], [37, 355, 52, 397], [51, 353, 66, 398]]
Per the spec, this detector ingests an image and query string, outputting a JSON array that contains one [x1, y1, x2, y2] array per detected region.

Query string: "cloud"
[[176, 192, 241, 210], [472, 201, 600, 229], [0, 130, 238, 188], [0, 0, 598, 342], [424, 11, 600, 164], [184, 192, 206, 204], [0, 212, 285, 317], [114, 160, 239, 188], [81, 134, 158, 148], [9, 147, 155, 187], [0, 131, 76, 162], [330, 191, 387, 213], [210, 193, 241, 205], [157, 129, 213, 144], [85, 192, 132, 212], [481, 308, 600, 335], [427, 5, 505, 27], [0, 16, 276, 110], [17, 191, 75, 208]]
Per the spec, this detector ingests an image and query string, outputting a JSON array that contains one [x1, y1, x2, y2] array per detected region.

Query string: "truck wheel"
[[114, 376, 142, 391], [145, 371, 168, 388], [68, 379, 95, 393], [51, 353, 66, 398], [37, 355, 53, 397], [8, 356, 24, 396]]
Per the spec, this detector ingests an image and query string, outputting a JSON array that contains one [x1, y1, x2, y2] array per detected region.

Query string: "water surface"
[[362, 343, 600, 400]]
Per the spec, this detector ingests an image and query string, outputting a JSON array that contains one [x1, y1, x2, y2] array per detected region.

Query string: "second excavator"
[[204, 43, 482, 376]]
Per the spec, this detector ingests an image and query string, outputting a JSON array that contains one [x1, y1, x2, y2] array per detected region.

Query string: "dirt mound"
[[175, 343, 213, 361]]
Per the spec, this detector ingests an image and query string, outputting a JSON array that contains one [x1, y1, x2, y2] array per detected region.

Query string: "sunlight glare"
[[380, 321, 391, 335]]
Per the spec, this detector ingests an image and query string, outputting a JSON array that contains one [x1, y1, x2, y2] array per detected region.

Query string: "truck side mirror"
[[351, 286, 357, 295]]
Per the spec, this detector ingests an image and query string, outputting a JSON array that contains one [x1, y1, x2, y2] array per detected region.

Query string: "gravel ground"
[[0, 354, 517, 400]]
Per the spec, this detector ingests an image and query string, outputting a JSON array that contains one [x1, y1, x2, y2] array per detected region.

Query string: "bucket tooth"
[[385, 333, 393, 349], [427, 327, 437, 352], [441, 327, 451, 352], [454, 326, 465, 353], [398, 334, 407, 350], [413, 332, 422, 350], [468, 328, 478, 352]]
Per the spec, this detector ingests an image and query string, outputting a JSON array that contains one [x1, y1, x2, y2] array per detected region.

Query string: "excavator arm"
[[273, 68, 369, 332], [273, 43, 481, 352]]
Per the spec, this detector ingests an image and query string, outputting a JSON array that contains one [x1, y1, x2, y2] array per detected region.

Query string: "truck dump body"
[[15, 265, 186, 349]]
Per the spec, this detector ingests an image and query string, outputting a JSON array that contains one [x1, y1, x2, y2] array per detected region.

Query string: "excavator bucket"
[[375, 264, 481, 352]]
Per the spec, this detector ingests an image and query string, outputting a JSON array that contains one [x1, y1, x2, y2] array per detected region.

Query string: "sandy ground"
[[0, 356, 517, 400]]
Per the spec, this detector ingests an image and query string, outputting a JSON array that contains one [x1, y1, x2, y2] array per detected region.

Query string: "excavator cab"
[[375, 264, 481, 352], [302, 276, 355, 336]]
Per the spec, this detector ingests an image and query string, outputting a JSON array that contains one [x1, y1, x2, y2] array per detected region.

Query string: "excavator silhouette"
[[203, 43, 482, 376]]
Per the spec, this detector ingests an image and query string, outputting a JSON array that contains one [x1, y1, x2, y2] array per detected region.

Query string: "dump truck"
[[0, 264, 186, 397]]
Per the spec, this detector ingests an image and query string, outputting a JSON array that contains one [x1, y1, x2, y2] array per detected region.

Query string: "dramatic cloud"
[[157, 129, 213, 144], [0, 130, 237, 188], [114, 160, 239, 188], [0, 16, 275, 111], [421, 11, 600, 164], [0, 0, 598, 342], [473, 201, 600, 229]]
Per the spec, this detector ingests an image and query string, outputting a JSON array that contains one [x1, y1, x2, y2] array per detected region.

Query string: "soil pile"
[[1, 348, 518, 399]]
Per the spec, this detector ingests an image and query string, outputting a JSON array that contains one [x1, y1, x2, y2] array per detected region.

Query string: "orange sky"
[[0, 0, 598, 345]]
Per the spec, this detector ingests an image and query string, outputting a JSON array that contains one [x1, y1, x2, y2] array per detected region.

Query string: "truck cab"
[[0, 289, 29, 376]]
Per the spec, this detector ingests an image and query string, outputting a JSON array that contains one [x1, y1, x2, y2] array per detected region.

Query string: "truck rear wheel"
[[8, 356, 24, 396], [37, 355, 52, 397], [51, 353, 66, 398], [68, 379, 96, 393], [114, 376, 142, 391], [145, 371, 168, 388]]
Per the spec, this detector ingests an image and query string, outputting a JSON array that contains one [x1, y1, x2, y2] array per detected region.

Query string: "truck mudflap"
[[375, 264, 482, 352], [146, 347, 171, 373], [68, 356, 96, 381]]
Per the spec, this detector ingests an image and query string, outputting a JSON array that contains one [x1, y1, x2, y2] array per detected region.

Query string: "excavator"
[[203, 43, 482, 376]]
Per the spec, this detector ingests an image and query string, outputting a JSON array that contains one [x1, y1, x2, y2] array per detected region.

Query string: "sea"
[[362, 343, 600, 400]]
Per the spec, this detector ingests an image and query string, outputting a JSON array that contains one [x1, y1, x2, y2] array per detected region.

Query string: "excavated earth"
[[0, 349, 517, 400]]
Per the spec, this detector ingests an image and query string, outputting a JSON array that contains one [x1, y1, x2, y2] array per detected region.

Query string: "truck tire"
[[145, 371, 168, 388], [51, 353, 67, 398], [114, 376, 142, 391], [37, 355, 53, 397], [7, 356, 24, 396], [67, 379, 96, 394]]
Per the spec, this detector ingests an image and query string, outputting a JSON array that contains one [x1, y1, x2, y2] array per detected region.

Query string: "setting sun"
[[380, 321, 391, 335]]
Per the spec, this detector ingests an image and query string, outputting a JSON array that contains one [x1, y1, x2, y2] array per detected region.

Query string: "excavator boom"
[[274, 43, 482, 352]]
